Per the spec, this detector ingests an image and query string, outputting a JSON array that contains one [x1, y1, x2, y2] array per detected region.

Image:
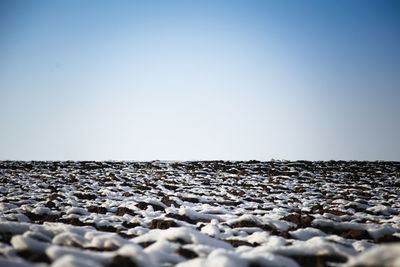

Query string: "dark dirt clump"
[[24, 212, 60, 223], [0, 232, 13, 245], [161, 196, 179, 207], [59, 217, 94, 227], [49, 194, 62, 201], [224, 239, 259, 248], [340, 229, 370, 240], [166, 213, 210, 224], [87, 206, 108, 214], [74, 192, 97, 200], [224, 239, 258, 247], [314, 226, 372, 241], [231, 220, 260, 228], [180, 197, 200, 203], [136, 201, 165, 211], [374, 235, 400, 244], [281, 214, 313, 228], [138, 241, 155, 248], [290, 254, 347, 267], [149, 219, 177, 230], [17, 250, 51, 264], [45, 201, 56, 208], [116, 207, 136, 216], [122, 221, 141, 228], [164, 184, 179, 190], [96, 225, 118, 233], [176, 247, 198, 259], [116, 229, 137, 239], [107, 255, 138, 267]]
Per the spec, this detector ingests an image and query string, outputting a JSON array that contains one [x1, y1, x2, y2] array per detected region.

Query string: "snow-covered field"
[[1, 160, 399, 267]]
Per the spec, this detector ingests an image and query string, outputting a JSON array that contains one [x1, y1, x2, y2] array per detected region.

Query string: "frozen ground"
[[0, 160, 399, 267]]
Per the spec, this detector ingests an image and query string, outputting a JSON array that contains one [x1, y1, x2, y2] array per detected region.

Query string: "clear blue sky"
[[1, 0, 399, 161]]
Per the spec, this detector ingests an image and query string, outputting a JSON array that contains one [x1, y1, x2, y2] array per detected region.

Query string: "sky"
[[0, 0, 399, 161]]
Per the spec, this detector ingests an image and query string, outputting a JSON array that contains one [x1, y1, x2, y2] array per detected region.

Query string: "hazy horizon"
[[1, 0, 399, 161]]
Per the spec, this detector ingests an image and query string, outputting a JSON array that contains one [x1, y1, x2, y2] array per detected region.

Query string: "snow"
[[269, 236, 358, 260], [144, 240, 185, 265], [0, 222, 30, 235], [0, 258, 34, 267], [66, 207, 89, 216], [367, 205, 399, 216], [178, 207, 219, 222], [53, 232, 89, 248], [133, 227, 233, 250], [201, 223, 221, 238], [4, 214, 31, 223], [0, 242, 17, 258], [52, 255, 103, 267], [176, 249, 248, 267], [239, 250, 299, 267], [352, 240, 376, 253], [366, 224, 396, 239], [344, 244, 400, 267], [23, 230, 52, 243], [246, 231, 270, 244], [31, 207, 52, 216], [289, 227, 327, 241], [0, 160, 399, 266], [312, 218, 397, 239], [46, 245, 112, 265], [10, 235, 50, 253], [88, 233, 129, 250], [117, 243, 157, 267]]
